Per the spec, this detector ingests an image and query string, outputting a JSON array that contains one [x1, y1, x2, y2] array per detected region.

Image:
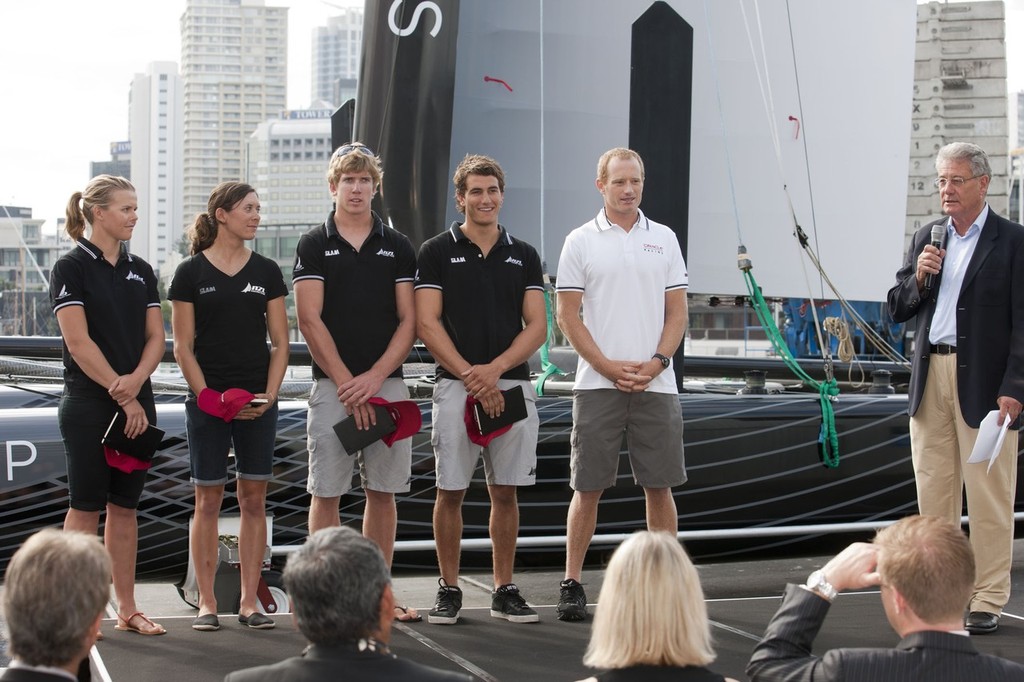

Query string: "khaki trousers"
[[909, 354, 1018, 613]]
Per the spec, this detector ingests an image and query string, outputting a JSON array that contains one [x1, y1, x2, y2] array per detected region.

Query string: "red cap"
[[367, 397, 422, 445], [198, 387, 256, 422], [464, 396, 513, 447], [104, 446, 152, 473]]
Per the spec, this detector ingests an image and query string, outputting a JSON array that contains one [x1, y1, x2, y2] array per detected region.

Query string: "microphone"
[[923, 223, 945, 293]]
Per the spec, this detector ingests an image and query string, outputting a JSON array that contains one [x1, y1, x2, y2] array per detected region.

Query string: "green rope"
[[534, 286, 565, 397], [741, 261, 840, 468]]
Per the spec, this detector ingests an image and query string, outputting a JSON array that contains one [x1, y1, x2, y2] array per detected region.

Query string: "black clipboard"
[[101, 412, 165, 461], [333, 404, 397, 453], [473, 385, 528, 435]]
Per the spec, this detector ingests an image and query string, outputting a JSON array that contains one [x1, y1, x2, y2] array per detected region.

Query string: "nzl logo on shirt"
[[504, 256, 523, 267], [293, 257, 304, 272], [55, 285, 71, 300], [241, 283, 266, 296], [125, 271, 145, 284], [376, 248, 395, 258], [642, 243, 664, 255]]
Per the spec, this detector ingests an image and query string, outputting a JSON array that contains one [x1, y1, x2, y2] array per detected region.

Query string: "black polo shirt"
[[49, 237, 161, 397], [415, 223, 544, 381], [168, 251, 288, 393], [292, 211, 417, 379]]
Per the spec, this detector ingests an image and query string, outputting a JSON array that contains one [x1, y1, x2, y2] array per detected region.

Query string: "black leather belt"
[[929, 344, 956, 355]]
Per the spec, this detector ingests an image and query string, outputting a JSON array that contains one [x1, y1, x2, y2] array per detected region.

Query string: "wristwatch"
[[805, 570, 837, 602], [653, 353, 671, 369]]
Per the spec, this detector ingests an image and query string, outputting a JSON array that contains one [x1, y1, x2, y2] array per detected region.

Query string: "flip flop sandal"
[[115, 612, 167, 636], [394, 605, 422, 622]]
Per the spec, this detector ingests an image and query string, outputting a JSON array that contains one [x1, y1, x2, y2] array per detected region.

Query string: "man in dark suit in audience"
[[2, 529, 110, 682], [224, 526, 471, 682], [747, 515, 1024, 681]]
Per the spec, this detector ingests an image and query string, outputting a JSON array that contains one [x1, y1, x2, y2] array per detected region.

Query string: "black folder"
[[474, 385, 528, 435], [333, 404, 397, 453], [101, 412, 165, 461]]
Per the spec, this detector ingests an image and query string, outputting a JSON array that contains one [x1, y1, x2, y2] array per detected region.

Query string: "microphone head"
[[930, 223, 945, 246]]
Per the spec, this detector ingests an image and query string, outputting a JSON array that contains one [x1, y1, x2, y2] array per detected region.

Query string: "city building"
[[0, 206, 68, 335], [311, 7, 363, 106], [180, 0, 288, 239], [90, 141, 131, 180], [908, 1, 1008, 246], [129, 61, 184, 277]]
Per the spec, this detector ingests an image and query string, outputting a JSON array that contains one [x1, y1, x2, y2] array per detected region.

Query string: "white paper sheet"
[[967, 410, 1011, 473]]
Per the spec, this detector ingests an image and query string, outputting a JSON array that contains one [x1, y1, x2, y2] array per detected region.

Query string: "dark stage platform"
[[63, 539, 1024, 681]]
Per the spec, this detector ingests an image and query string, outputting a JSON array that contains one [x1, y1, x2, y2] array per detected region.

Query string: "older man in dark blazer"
[[747, 515, 1024, 682], [224, 527, 470, 682], [886, 141, 1024, 634]]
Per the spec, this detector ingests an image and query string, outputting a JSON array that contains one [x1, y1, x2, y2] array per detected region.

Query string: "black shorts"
[[58, 389, 156, 511]]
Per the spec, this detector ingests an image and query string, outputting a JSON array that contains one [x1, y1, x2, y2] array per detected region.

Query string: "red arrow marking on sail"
[[484, 76, 513, 92], [788, 115, 800, 139]]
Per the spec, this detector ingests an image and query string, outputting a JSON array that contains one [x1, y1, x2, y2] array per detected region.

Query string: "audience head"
[[3, 529, 111, 668], [284, 526, 392, 646], [187, 181, 258, 255], [596, 147, 645, 185], [874, 515, 974, 624], [64, 175, 136, 241], [452, 154, 505, 214], [584, 531, 716, 669], [327, 142, 383, 191]]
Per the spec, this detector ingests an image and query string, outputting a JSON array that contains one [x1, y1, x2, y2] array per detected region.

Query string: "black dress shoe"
[[965, 611, 999, 634]]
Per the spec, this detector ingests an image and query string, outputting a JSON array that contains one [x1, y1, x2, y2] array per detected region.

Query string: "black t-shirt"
[[168, 250, 288, 393], [49, 238, 161, 397], [414, 223, 544, 381], [292, 211, 417, 380]]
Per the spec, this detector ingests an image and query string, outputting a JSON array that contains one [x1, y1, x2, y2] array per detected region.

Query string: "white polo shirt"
[[556, 209, 688, 394]]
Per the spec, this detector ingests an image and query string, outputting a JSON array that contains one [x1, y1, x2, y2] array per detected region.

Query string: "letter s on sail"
[[388, 0, 442, 37]]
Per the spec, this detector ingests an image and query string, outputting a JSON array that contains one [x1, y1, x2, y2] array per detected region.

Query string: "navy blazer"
[[747, 584, 1024, 681], [223, 643, 473, 682], [887, 209, 1024, 427], [0, 669, 78, 682]]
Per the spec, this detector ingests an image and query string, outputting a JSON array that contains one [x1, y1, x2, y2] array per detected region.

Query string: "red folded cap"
[[367, 397, 422, 446], [464, 396, 513, 447], [198, 387, 256, 422], [104, 446, 152, 473]]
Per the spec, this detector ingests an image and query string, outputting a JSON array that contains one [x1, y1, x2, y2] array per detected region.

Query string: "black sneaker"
[[557, 578, 587, 621], [427, 579, 463, 625], [490, 583, 539, 623]]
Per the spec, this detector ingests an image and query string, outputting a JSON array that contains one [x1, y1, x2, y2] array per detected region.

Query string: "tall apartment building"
[[180, 0, 288, 237], [129, 62, 184, 276], [909, 1, 1008, 246], [311, 8, 363, 106]]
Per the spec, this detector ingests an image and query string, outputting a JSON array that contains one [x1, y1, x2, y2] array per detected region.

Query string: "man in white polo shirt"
[[554, 147, 689, 622]]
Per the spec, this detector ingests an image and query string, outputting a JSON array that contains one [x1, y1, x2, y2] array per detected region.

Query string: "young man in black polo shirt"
[[293, 143, 419, 621], [415, 154, 547, 624]]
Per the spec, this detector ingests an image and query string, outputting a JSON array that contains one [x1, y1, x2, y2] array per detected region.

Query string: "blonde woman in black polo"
[[50, 175, 166, 636]]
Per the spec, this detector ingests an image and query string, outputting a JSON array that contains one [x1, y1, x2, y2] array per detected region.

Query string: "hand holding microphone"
[[919, 223, 945, 294]]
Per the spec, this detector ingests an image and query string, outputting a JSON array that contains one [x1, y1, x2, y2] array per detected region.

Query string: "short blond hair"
[[874, 515, 974, 623], [596, 147, 645, 184], [326, 142, 383, 191], [584, 531, 716, 669]]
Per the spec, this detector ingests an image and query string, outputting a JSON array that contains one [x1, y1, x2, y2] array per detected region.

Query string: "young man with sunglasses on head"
[[292, 142, 421, 622]]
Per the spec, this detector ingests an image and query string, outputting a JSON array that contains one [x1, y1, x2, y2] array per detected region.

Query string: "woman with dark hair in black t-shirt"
[[170, 181, 289, 632], [50, 174, 167, 636]]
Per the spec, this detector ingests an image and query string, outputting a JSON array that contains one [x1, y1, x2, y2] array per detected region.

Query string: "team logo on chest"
[[377, 248, 395, 258], [125, 271, 145, 284], [325, 249, 340, 257], [241, 283, 266, 296], [642, 243, 664, 255], [504, 256, 523, 267], [450, 256, 466, 264]]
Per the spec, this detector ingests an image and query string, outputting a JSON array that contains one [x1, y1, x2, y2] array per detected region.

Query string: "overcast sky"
[[1, 0, 1021, 230]]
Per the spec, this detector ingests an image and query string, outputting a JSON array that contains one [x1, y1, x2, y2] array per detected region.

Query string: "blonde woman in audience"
[[578, 531, 738, 682]]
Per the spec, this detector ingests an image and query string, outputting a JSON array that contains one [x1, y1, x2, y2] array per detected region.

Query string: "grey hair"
[[3, 529, 111, 667], [935, 142, 991, 179], [284, 526, 390, 645]]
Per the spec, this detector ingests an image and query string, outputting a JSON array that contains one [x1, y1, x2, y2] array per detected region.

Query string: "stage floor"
[[3, 538, 1024, 681]]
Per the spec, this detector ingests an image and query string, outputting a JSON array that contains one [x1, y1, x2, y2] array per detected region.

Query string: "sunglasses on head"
[[333, 143, 375, 157]]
